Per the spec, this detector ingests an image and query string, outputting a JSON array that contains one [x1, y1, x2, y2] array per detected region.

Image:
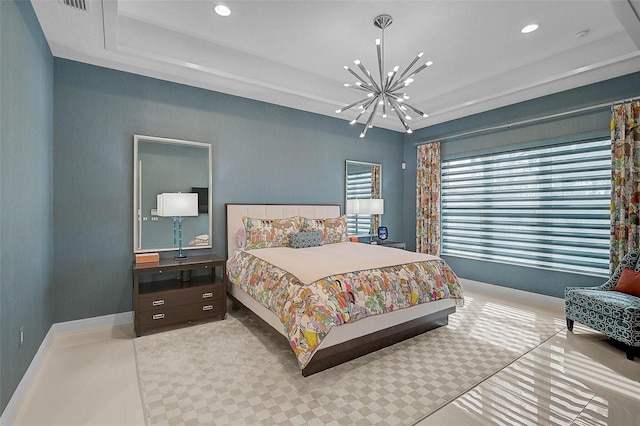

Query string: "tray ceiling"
[[32, 0, 640, 133]]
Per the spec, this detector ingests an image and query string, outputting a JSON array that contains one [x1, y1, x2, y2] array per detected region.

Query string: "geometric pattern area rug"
[[134, 295, 565, 425]]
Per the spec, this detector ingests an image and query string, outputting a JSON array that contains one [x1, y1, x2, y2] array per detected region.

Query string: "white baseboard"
[[460, 278, 565, 310], [51, 310, 133, 334], [0, 312, 133, 426]]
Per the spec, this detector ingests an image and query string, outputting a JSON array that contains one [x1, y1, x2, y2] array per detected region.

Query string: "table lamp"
[[357, 198, 384, 243], [157, 192, 199, 260]]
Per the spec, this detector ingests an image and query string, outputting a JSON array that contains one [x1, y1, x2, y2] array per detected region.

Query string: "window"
[[441, 139, 611, 276], [346, 167, 373, 235]]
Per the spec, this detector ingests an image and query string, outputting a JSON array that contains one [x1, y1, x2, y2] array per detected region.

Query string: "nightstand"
[[378, 240, 406, 249], [358, 237, 406, 249], [132, 254, 226, 336]]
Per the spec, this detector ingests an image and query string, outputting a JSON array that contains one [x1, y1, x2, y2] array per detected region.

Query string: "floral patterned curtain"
[[416, 142, 441, 254], [371, 164, 381, 232], [611, 100, 640, 270]]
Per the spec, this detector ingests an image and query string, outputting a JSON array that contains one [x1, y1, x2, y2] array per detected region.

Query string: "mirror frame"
[[133, 135, 212, 253], [345, 160, 382, 236]]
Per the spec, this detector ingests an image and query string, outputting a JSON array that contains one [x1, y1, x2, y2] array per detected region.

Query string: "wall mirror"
[[345, 160, 382, 236], [133, 135, 212, 253]]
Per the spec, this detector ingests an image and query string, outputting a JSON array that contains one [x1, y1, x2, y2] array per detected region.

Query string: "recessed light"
[[214, 4, 231, 17], [521, 24, 539, 34]]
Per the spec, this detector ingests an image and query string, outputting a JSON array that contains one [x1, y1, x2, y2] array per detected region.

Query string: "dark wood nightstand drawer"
[[138, 301, 225, 329], [138, 283, 225, 312], [135, 261, 219, 276]]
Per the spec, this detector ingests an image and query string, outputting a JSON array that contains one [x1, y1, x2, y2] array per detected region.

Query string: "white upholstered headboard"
[[225, 204, 341, 257]]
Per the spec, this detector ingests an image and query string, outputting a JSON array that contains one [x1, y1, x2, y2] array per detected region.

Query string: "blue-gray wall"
[[402, 72, 640, 297], [53, 58, 405, 323], [0, 0, 53, 414]]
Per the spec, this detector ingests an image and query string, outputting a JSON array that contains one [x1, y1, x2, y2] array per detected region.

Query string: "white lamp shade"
[[346, 199, 361, 214], [358, 198, 384, 215], [157, 193, 199, 217]]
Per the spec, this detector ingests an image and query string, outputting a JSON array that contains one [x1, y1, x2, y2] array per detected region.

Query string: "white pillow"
[[235, 226, 247, 248]]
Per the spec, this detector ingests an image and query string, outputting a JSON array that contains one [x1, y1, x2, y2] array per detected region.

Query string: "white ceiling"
[[31, 0, 640, 134]]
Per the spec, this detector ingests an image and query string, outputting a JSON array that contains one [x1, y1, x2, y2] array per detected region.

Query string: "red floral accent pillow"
[[614, 268, 640, 297]]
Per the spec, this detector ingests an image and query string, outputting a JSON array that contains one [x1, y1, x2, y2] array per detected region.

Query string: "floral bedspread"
[[227, 249, 463, 369]]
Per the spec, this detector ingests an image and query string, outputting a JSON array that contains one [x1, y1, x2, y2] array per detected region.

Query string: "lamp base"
[[174, 254, 188, 261]]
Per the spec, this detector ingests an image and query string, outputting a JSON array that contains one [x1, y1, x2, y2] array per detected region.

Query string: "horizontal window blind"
[[346, 170, 373, 235], [441, 139, 611, 276]]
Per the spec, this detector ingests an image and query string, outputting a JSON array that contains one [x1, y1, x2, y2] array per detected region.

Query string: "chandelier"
[[336, 14, 432, 138]]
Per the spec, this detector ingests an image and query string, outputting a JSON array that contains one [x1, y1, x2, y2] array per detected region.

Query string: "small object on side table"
[[378, 226, 388, 240]]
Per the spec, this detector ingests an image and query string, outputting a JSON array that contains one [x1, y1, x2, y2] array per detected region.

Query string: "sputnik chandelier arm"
[[336, 14, 433, 138]]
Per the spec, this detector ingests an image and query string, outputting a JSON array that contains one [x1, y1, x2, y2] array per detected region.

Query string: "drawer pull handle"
[[152, 300, 165, 306], [203, 305, 213, 311], [152, 313, 165, 320], [202, 292, 213, 299]]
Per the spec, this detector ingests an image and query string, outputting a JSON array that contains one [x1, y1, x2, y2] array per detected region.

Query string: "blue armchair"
[[565, 249, 640, 360]]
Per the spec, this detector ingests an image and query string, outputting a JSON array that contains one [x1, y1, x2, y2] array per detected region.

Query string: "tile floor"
[[11, 282, 640, 425]]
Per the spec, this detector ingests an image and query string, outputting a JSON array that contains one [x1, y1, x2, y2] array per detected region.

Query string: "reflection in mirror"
[[133, 135, 212, 253], [345, 160, 382, 236]]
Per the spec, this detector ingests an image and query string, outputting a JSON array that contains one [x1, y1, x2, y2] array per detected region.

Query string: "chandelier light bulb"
[[214, 4, 231, 16]]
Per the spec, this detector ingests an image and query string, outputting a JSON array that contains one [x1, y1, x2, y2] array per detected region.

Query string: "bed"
[[225, 203, 463, 376]]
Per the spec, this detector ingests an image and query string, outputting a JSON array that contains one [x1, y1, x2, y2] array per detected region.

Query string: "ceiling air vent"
[[59, 0, 90, 12]]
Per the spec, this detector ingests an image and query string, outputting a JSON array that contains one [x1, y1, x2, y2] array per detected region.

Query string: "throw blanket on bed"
[[227, 244, 463, 369], [244, 242, 441, 284]]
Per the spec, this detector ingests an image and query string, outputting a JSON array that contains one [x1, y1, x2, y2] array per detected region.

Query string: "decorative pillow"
[[290, 231, 323, 249], [242, 216, 301, 250], [301, 215, 348, 244], [613, 268, 640, 297]]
